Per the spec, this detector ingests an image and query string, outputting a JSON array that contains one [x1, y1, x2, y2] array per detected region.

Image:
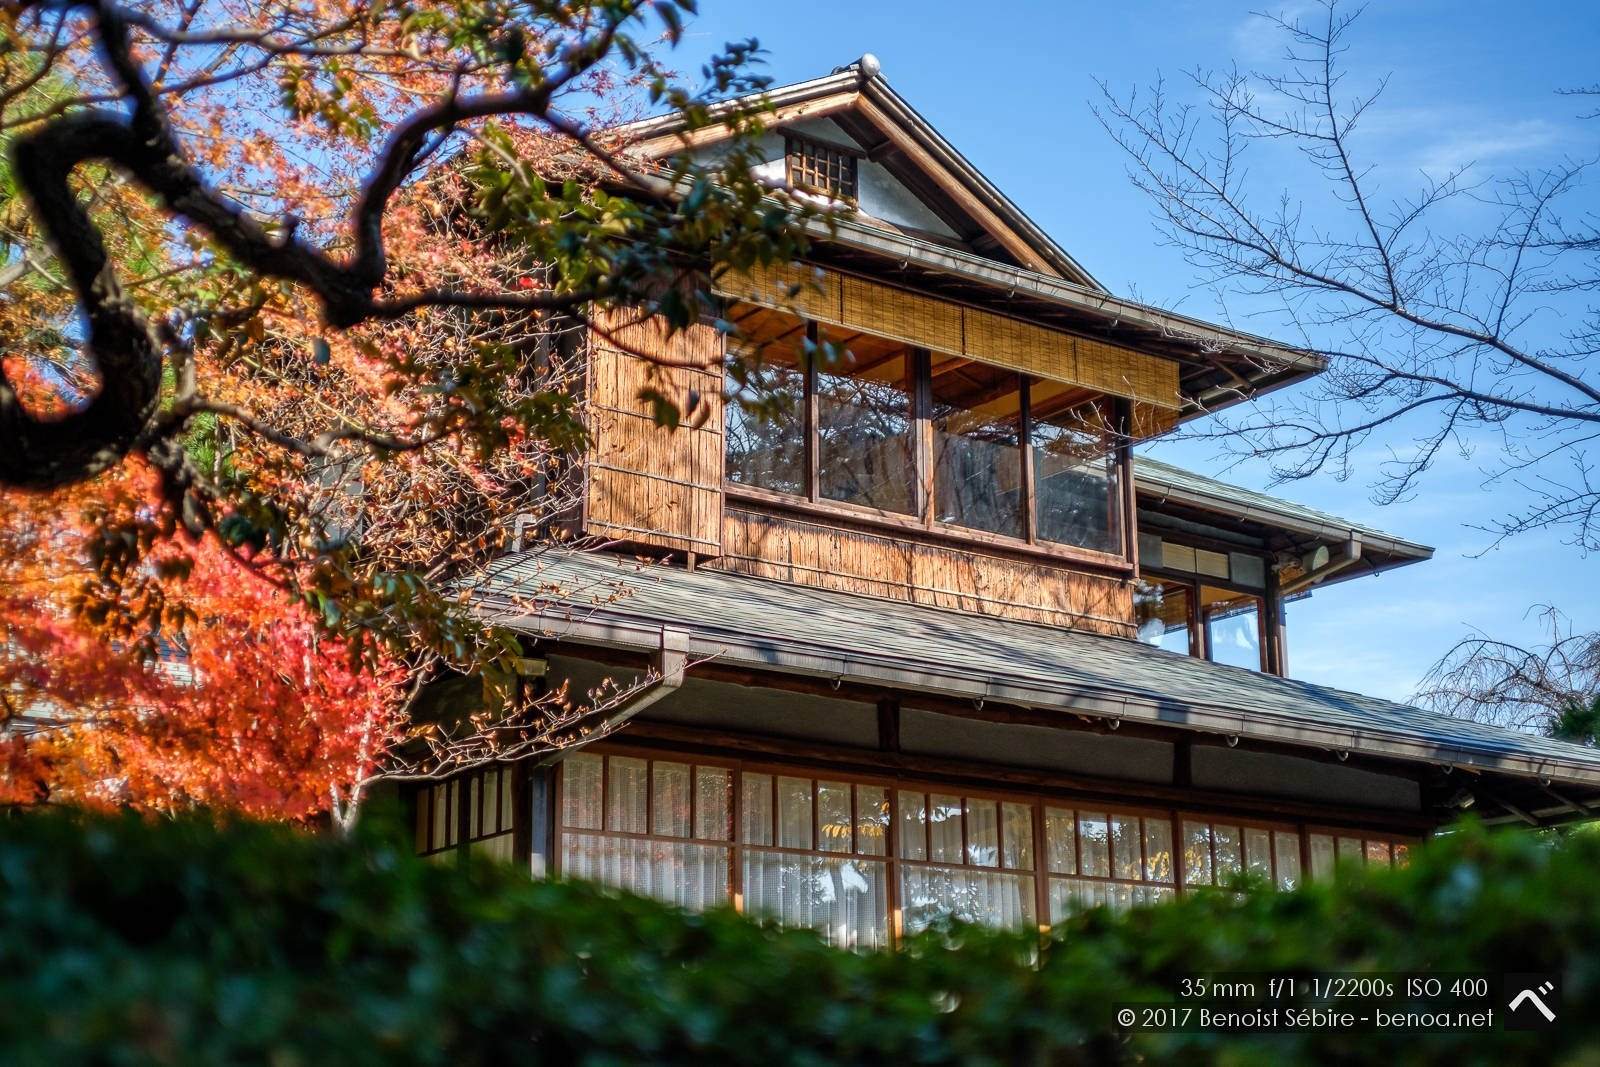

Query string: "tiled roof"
[[471, 549, 1599, 790]]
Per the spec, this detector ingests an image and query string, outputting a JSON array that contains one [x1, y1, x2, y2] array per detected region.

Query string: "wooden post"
[[913, 348, 934, 525], [877, 696, 902, 753], [1019, 376, 1037, 544], [1263, 566, 1286, 676], [804, 319, 820, 502]]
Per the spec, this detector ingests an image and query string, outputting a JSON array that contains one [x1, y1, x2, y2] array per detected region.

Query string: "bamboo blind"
[[715, 263, 1183, 425], [584, 308, 725, 554]]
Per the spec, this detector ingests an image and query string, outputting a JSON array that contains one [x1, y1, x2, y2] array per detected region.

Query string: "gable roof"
[[471, 549, 1600, 823], [616, 56, 1102, 287], [616, 57, 1327, 422]]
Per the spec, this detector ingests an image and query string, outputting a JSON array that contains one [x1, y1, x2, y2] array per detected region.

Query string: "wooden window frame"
[[726, 309, 1134, 571], [785, 135, 860, 202], [411, 764, 518, 862], [548, 742, 1416, 944]]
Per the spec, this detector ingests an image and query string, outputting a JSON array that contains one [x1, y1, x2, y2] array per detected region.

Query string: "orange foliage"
[[0, 459, 406, 819]]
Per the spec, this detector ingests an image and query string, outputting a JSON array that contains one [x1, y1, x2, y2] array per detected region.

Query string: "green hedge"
[[1, 808, 1592, 1065]]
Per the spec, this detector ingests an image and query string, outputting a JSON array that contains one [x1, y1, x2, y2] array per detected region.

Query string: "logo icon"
[[1505, 974, 1560, 1031]]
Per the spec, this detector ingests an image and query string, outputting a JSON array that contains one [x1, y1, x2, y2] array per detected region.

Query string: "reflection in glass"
[[857, 785, 889, 856], [818, 781, 852, 853], [694, 767, 731, 841], [564, 833, 729, 911], [929, 794, 963, 863], [744, 852, 890, 949], [1134, 581, 1191, 655], [933, 362, 1023, 537], [1181, 821, 1212, 885], [650, 761, 691, 838], [1045, 807, 1077, 875], [725, 305, 807, 495], [1031, 392, 1118, 552], [1205, 590, 1264, 671], [898, 790, 927, 860], [817, 332, 916, 514], [901, 865, 1035, 933]]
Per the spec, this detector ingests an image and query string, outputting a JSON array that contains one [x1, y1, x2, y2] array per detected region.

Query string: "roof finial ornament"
[[857, 53, 881, 81]]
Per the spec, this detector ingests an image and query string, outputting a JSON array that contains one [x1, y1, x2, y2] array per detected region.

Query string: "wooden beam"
[[629, 92, 860, 157], [612, 719, 1437, 835], [853, 96, 1058, 276]]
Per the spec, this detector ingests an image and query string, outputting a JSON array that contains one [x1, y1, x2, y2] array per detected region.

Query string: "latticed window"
[[551, 747, 1414, 945], [786, 136, 858, 200]]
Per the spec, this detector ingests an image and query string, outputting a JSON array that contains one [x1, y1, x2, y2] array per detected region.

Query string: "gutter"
[[533, 626, 689, 766], [1280, 535, 1364, 596], [486, 596, 1600, 790]]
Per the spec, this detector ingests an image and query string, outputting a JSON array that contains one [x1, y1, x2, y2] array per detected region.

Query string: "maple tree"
[[0, 0, 829, 818]]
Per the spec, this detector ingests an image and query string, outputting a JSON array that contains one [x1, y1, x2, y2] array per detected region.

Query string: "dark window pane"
[[726, 305, 807, 496], [1031, 391, 1119, 553], [932, 361, 1023, 537], [1134, 581, 1191, 655], [817, 330, 916, 515]]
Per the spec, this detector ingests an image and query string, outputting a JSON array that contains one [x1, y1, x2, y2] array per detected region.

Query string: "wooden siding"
[[585, 313, 724, 554], [710, 506, 1136, 636], [713, 262, 1183, 423]]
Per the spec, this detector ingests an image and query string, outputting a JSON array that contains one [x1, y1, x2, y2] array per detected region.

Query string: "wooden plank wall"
[[711, 507, 1136, 637], [584, 314, 724, 554]]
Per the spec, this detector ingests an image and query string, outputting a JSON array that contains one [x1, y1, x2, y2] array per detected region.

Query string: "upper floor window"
[[1134, 576, 1271, 673], [725, 303, 1128, 561], [786, 135, 858, 201]]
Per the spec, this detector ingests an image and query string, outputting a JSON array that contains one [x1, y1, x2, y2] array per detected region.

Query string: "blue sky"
[[672, 0, 1600, 702]]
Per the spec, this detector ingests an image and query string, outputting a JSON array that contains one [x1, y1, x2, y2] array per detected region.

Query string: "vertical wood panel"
[[713, 507, 1135, 636], [584, 312, 725, 554]]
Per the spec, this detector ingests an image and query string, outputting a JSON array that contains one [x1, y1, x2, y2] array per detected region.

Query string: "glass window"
[[857, 785, 889, 856], [725, 305, 808, 496], [1204, 588, 1265, 671], [416, 766, 516, 863], [777, 777, 814, 850], [1045, 807, 1077, 875], [1134, 580, 1192, 654], [817, 328, 916, 515], [1030, 391, 1119, 553], [562, 752, 603, 830], [607, 757, 648, 834], [695, 767, 731, 841], [742, 773, 774, 846], [897, 790, 927, 861], [1180, 821, 1210, 885], [554, 752, 1415, 944], [651, 761, 691, 838], [1002, 803, 1034, 871], [932, 360, 1023, 537], [818, 781, 853, 854], [928, 794, 964, 863]]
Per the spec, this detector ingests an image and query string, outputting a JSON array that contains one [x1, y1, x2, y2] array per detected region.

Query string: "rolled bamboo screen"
[[714, 263, 1183, 429]]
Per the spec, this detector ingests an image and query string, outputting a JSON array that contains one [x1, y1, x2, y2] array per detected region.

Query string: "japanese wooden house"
[[411, 57, 1600, 947]]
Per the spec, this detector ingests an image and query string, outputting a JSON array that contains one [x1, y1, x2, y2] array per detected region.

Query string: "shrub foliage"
[[1, 808, 1593, 1064]]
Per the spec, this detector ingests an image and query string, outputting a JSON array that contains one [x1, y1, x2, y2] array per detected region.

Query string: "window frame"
[[549, 743, 1419, 944], [723, 310, 1135, 571], [785, 134, 861, 202]]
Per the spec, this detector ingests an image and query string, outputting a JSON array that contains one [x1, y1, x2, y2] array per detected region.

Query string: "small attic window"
[[786, 135, 858, 201]]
